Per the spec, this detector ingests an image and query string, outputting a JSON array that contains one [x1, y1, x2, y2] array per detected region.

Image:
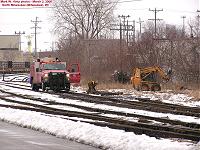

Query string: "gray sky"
[[0, 0, 199, 52], [117, 0, 199, 24], [0, 6, 53, 52]]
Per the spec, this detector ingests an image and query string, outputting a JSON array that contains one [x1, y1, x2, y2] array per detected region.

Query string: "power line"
[[118, 15, 130, 40], [148, 8, 163, 39], [110, 15, 135, 71], [31, 17, 41, 58]]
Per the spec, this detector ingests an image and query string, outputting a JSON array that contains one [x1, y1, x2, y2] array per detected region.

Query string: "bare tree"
[[52, 0, 117, 39]]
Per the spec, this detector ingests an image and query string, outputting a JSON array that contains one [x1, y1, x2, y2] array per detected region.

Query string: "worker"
[[87, 80, 98, 94]]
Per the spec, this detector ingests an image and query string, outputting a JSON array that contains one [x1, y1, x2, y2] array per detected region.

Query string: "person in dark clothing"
[[87, 81, 98, 94]]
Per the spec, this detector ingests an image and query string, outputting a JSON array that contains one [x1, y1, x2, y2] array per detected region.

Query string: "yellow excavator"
[[131, 66, 171, 91]]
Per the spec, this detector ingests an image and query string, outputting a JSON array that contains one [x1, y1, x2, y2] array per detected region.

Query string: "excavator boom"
[[140, 66, 170, 81]]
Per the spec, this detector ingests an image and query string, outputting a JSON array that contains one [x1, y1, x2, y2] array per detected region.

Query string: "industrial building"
[[0, 35, 24, 61]]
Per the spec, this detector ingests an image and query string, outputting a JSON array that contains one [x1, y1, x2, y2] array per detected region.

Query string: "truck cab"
[[30, 57, 70, 92]]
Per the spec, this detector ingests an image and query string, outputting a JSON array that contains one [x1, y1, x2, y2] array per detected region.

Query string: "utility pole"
[[148, 8, 163, 39], [118, 15, 130, 40], [137, 17, 144, 36], [119, 22, 122, 72], [181, 16, 186, 36], [131, 20, 136, 44], [127, 20, 129, 44], [126, 20, 135, 45], [110, 16, 134, 71], [31, 17, 41, 58], [110, 18, 123, 72], [15, 31, 25, 51]]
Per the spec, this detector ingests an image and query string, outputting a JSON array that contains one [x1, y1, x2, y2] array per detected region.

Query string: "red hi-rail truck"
[[30, 57, 70, 92]]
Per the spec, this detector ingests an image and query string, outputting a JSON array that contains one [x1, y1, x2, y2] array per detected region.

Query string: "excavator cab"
[[131, 66, 171, 91]]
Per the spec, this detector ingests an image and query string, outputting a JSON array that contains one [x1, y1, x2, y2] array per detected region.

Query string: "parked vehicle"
[[30, 57, 70, 92], [131, 66, 171, 91]]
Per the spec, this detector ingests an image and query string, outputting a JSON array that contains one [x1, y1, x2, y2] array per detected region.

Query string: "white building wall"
[[0, 35, 20, 50], [0, 35, 25, 61]]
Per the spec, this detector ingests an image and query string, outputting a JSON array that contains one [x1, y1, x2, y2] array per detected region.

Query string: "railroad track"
[[1, 82, 200, 121], [60, 92, 200, 117], [1, 81, 200, 119], [0, 84, 200, 141], [2, 82, 200, 117]]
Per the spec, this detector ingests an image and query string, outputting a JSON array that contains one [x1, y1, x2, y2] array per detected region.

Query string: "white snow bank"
[[0, 107, 197, 150]]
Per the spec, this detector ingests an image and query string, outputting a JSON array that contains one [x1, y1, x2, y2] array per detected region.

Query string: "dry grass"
[[184, 90, 200, 100], [81, 80, 132, 90], [94, 83, 132, 90], [80, 78, 200, 100], [166, 83, 200, 100], [80, 77, 133, 90]]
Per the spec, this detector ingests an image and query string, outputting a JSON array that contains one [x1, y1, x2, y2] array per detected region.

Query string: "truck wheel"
[[32, 84, 39, 91], [65, 83, 70, 92], [42, 83, 46, 92], [35, 85, 39, 92], [31, 84, 35, 91], [141, 84, 149, 91]]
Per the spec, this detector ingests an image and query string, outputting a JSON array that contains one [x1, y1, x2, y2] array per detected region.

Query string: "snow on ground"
[[1, 84, 200, 125], [0, 108, 198, 150], [108, 88, 200, 107], [0, 74, 199, 150]]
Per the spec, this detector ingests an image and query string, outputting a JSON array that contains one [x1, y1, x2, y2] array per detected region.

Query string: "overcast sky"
[[0, 0, 199, 52], [117, 0, 199, 25]]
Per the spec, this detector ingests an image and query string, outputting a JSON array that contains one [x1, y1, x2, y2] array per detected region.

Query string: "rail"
[[0, 86, 199, 141]]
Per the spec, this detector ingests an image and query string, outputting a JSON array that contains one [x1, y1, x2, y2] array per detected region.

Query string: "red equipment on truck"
[[30, 57, 71, 92]]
